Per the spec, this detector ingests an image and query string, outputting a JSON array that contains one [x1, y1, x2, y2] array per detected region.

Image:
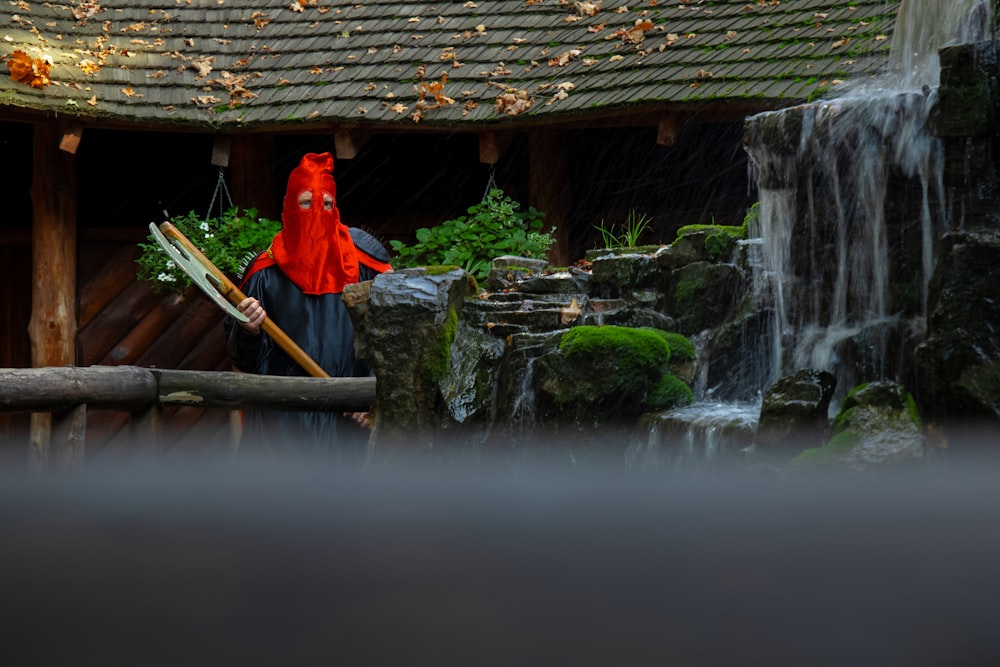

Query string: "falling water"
[[744, 0, 992, 396]]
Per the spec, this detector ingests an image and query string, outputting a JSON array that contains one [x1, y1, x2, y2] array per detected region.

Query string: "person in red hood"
[[225, 152, 391, 460]]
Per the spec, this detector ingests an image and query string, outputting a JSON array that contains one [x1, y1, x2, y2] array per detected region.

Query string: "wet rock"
[[755, 369, 837, 455], [655, 235, 706, 270], [791, 381, 925, 472], [929, 41, 998, 138], [351, 268, 477, 456], [485, 255, 549, 292], [914, 231, 1000, 432], [589, 252, 662, 296], [670, 262, 747, 335]]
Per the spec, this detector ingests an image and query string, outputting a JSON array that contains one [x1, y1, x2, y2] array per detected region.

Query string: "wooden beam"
[[528, 129, 570, 266], [335, 129, 370, 160], [211, 134, 232, 167], [59, 125, 84, 154], [657, 113, 683, 147], [479, 131, 515, 164]]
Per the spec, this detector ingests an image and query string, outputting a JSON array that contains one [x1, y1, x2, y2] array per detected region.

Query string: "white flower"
[[199, 221, 210, 231], [165, 260, 176, 269], [157, 272, 176, 282]]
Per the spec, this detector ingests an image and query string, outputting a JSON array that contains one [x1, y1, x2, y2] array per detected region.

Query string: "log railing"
[[0, 366, 376, 470]]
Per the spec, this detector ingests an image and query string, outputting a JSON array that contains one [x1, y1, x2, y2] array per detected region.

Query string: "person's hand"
[[236, 297, 266, 335], [345, 411, 374, 429]]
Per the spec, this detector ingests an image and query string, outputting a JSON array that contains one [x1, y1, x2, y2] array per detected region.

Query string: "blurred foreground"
[[1, 441, 999, 666]]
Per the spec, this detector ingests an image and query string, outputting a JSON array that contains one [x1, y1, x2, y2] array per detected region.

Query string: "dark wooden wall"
[[76, 238, 233, 462]]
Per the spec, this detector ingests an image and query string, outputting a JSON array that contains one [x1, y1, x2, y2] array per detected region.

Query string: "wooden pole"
[[230, 134, 278, 219], [528, 129, 570, 266], [28, 122, 79, 470]]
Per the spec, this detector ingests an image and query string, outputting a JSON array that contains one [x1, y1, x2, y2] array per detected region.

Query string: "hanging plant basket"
[[137, 206, 281, 295]]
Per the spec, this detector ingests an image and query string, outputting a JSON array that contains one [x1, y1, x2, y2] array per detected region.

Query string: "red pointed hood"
[[269, 152, 359, 294]]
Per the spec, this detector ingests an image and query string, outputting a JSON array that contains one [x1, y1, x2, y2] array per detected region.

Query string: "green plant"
[[389, 188, 554, 282], [593, 208, 653, 249], [137, 206, 281, 295]]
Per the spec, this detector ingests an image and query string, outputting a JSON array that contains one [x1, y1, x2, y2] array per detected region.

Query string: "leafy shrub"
[[137, 206, 281, 295], [389, 188, 554, 282]]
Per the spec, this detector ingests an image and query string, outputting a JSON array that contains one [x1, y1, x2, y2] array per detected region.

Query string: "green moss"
[[426, 304, 459, 382], [424, 265, 462, 275], [792, 429, 860, 466], [674, 220, 749, 262], [643, 329, 696, 362], [560, 325, 671, 370], [649, 374, 693, 410], [906, 392, 921, 429]]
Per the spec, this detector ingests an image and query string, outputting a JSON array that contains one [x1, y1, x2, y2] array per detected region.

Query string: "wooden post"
[[528, 129, 570, 266], [28, 122, 79, 470], [230, 134, 278, 219], [130, 405, 163, 457]]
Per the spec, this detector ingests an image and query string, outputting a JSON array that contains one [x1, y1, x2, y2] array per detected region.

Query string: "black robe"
[[225, 230, 386, 461]]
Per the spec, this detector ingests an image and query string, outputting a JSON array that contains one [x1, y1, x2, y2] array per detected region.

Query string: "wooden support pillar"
[[129, 404, 163, 456], [528, 129, 570, 266], [28, 121, 79, 470], [230, 134, 279, 219]]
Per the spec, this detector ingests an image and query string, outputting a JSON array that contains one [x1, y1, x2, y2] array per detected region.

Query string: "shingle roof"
[[0, 0, 898, 130]]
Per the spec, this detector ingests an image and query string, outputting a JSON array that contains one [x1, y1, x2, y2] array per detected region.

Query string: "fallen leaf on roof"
[[390, 103, 408, 114], [582, 57, 597, 65], [614, 19, 653, 45], [548, 49, 582, 67], [191, 57, 214, 78], [475, 24, 486, 33], [565, 15, 582, 23], [665, 32, 679, 45], [609, 54, 624, 62], [5, 50, 51, 90], [494, 88, 533, 116], [578, 1, 601, 17], [614, 6, 628, 13], [290, 1, 304, 12], [832, 37, 849, 49], [87, 96, 98, 106], [726, 30, 737, 40], [121, 87, 137, 97], [193, 94, 222, 106], [696, 69, 713, 78], [79, 59, 100, 75], [73, 1, 102, 22], [464, 1, 478, 7], [588, 23, 606, 33]]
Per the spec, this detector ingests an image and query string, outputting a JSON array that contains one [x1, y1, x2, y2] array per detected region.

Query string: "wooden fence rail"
[[0, 366, 376, 469]]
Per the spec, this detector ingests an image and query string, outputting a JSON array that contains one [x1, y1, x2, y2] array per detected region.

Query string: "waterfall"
[[744, 0, 992, 396]]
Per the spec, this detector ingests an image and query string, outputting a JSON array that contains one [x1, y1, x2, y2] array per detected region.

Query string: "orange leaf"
[[6, 50, 52, 90]]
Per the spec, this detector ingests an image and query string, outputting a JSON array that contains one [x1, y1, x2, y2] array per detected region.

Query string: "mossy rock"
[[675, 221, 748, 263], [535, 325, 692, 421], [791, 381, 925, 472]]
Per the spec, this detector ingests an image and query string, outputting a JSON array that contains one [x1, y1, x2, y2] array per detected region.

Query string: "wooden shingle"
[[0, 0, 899, 130]]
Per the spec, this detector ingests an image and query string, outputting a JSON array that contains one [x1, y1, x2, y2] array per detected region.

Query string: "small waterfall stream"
[[745, 0, 991, 394], [645, 0, 992, 468]]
